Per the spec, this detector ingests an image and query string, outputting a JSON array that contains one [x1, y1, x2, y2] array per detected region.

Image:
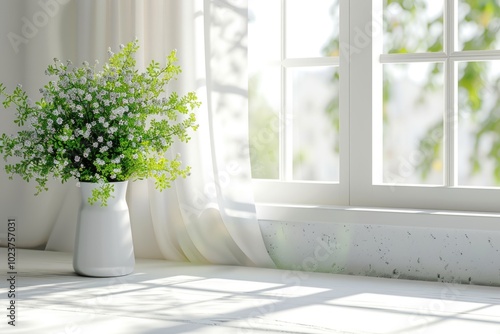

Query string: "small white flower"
[[97, 136, 103, 142], [93, 142, 98, 148], [56, 117, 63, 125], [75, 156, 81, 162]]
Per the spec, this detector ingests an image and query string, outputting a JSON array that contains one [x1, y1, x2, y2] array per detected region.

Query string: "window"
[[250, 0, 500, 213], [249, 0, 349, 205]]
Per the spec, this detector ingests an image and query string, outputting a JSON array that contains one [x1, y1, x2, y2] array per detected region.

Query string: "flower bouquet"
[[0, 40, 199, 205]]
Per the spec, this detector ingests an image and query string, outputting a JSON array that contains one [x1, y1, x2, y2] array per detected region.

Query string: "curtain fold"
[[148, 0, 274, 267], [1, 0, 274, 268], [199, 0, 275, 267]]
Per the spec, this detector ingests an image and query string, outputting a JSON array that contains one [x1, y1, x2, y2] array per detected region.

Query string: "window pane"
[[458, 0, 500, 51], [382, 63, 444, 185], [249, 70, 280, 179], [458, 61, 500, 187], [286, 0, 339, 58], [383, 0, 444, 54], [249, 0, 281, 63], [289, 66, 339, 182], [249, 0, 281, 179]]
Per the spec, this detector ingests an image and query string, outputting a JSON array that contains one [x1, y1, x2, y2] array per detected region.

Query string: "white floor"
[[1, 249, 499, 334]]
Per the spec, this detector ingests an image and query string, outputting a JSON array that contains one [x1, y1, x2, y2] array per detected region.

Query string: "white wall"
[[0, 0, 78, 248]]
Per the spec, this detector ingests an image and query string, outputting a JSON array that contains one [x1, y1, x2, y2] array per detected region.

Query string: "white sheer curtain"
[[0, 0, 273, 268], [154, 0, 274, 267]]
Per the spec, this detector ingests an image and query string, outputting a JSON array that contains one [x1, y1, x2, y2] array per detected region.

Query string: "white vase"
[[73, 181, 135, 277]]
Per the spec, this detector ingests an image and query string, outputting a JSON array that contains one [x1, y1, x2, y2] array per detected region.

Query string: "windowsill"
[[255, 203, 500, 231]]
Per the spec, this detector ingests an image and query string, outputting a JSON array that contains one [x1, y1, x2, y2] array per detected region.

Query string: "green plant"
[[0, 40, 200, 205]]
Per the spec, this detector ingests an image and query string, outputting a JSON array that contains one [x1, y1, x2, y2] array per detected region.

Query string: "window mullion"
[[283, 64, 294, 181], [444, 0, 458, 187], [450, 50, 500, 61], [282, 58, 340, 67], [280, 0, 292, 181], [339, 0, 350, 205], [379, 52, 448, 63]]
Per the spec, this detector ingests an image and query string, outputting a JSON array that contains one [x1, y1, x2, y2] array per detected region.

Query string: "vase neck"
[[79, 181, 129, 207]]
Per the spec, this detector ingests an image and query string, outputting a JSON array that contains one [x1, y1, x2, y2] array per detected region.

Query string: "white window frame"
[[252, 0, 350, 206], [351, 0, 500, 212], [253, 0, 500, 214]]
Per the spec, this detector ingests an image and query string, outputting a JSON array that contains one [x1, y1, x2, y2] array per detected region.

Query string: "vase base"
[[74, 265, 134, 278]]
